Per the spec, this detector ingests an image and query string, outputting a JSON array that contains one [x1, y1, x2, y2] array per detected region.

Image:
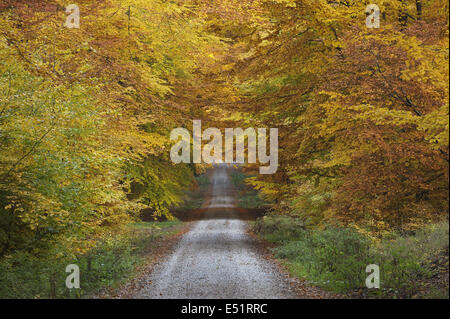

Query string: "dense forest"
[[0, 0, 448, 298]]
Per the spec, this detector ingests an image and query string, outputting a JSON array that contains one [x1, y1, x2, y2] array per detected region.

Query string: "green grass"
[[253, 216, 449, 298], [181, 192, 204, 210], [130, 220, 182, 229], [238, 190, 266, 209], [176, 174, 210, 210], [0, 220, 185, 299], [195, 174, 210, 188], [230, 171, 266, 208], [230, 171, 248, 188], [423, 287, 449, 299]]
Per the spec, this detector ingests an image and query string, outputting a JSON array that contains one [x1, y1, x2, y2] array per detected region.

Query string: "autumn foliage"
[[0, 0, 448, 263], [0, 0, 219, 257], [210, 0, 449, 235]]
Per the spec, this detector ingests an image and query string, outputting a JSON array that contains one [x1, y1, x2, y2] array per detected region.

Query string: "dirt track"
[[131, 164, 296, 299]]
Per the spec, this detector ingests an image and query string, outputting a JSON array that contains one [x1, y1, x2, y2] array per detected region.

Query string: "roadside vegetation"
[[221, 0, 449, 299], [0, 0, 448, 300], [253, 215, 449, 298], [172, 173, 211, 211], [0, 220, 184, 299], [231, 171, 267, 209], [0, 0, 213, 298]]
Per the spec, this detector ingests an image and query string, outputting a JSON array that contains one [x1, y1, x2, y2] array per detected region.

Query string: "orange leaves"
[[209, 0, 450, 234]]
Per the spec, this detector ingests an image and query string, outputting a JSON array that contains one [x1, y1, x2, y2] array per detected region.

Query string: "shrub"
[[253, 215, 306, 243], [372, 221, 449, 296], [238, 190, 266, 209], [230, 171, 250, 189], [274, 227, 371, 291], [195, 174, 210, 188], [0, 220, 183, 298], [254, 216, 449, 297]]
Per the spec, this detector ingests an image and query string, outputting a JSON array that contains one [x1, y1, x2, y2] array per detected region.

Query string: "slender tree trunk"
[[49, 273, 56, 299], [399, 0, 408, 27], [87, 253, 92, 272], [416, 0, 422, 20]]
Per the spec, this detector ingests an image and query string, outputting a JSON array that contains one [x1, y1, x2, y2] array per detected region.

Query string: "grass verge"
[[231, 170, 266, 209], [0, 220, 185, 299], [253, 216, 449, 298]]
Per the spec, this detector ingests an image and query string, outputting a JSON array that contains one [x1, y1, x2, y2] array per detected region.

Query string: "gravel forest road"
[[132, 164, 296, 299]]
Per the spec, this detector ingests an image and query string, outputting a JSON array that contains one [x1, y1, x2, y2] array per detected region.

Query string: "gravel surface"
[[132, 164, 296, 299]]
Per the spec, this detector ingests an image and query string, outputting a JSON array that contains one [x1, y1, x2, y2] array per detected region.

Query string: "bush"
[[230, 171, 248, 188], [253, 215, 306, 243], [195, 174, 210, 188], [254, 216, 449, 296], [372, 221, 449, 296], [0, 221, 183, 298], [274, 227, 371, 291], [238, 190, 266, 209]]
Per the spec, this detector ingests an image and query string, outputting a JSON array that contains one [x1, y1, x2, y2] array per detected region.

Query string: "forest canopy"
[[0, 0, 448, 265]]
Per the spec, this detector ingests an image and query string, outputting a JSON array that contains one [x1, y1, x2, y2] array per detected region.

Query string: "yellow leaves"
[[317, 150, 352, 169], [141, 71, 174, 97], [221, 63, 235, 71], [258, 39, 272, 47], [349, 104, 419, 127], [269, 0, 297, 8], [318, 91, 346, 100], [238, 48, 256, 61], [246, 176, 288, 201], [330, 39, 343, 48], [0, 0, 447, 264], [418, 103, 450, 149]]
